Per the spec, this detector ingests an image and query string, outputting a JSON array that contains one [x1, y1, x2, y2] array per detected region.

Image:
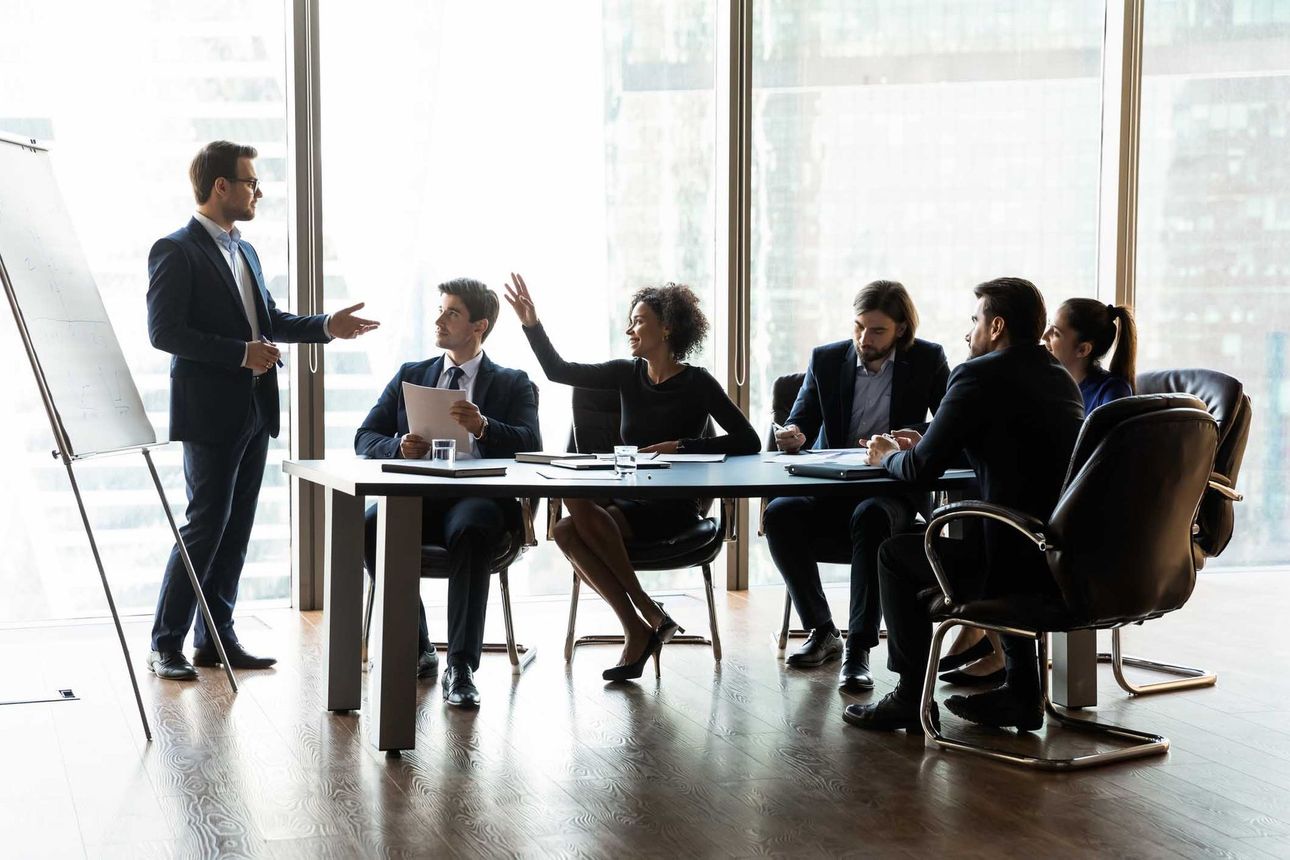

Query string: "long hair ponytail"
[[1060, 298, 1137, 392]]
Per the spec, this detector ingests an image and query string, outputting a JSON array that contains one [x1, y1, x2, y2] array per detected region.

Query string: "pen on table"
[[260, 335, 284, 368]]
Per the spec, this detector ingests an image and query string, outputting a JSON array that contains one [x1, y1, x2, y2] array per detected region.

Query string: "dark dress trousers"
[[763, 338, 949, 645], [354, 354, 540, 669], [877, 343, 1085, 691], [148, 217, 331, 652]]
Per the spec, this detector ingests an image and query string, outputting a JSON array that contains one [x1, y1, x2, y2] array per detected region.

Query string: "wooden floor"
[[3, 570, 1290, 859]]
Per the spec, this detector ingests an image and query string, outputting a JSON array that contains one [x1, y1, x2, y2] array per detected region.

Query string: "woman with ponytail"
[[1043, 298, 1137, 413]]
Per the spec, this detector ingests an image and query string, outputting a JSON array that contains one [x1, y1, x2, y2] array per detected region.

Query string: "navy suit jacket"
[[786, 338, 950, 449], [147, 217, 330, 442], [354, 354, 542, 460], [883, 344, 1085, 595]]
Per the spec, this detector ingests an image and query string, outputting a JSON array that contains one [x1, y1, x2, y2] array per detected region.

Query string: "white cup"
[[431, 438, 456, 468], [613, 444, 638, 478]]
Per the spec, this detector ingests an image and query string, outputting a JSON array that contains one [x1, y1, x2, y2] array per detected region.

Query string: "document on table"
[[761, 448, 870, 466], [656, 453, 726, 463], [537, 469, 621, 481], [402, 382, 472, 453]]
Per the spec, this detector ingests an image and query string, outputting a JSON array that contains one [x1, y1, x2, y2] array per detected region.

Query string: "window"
[[1136, 0, 1290, 568], [318, 1, 721, 595], [0, 1, 291, 621], [747, 1, 1106, 585]]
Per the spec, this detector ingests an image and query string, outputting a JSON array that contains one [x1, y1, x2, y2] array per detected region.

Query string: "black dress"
[[524, 322, 761, 539]]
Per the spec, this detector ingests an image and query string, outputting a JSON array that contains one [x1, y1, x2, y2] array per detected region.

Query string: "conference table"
[[284, 455, 1087, 752]]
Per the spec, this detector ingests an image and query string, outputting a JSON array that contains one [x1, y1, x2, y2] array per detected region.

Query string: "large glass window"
[[747, 1, 1106, 585], [1136, 1, 1290, 568], [0, 1, 291, 621], [318, 1, 721, 595]]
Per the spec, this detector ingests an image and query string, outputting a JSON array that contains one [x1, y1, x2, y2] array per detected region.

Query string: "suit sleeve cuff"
[[323, 314, 335, 340]]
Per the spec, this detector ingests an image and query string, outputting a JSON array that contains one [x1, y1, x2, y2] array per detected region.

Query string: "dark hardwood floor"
[[2, 570, 1288, 859]]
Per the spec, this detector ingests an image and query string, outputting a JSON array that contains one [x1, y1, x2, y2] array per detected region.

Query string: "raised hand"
[[330, 302, 381, 339], [503, 272, 539, 327]]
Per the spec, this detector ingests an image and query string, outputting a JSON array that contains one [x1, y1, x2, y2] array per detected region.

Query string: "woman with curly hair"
[[505, 272, 760, 682]]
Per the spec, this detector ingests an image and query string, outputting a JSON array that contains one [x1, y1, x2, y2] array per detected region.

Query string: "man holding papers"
[[355, 278, 540, 707]]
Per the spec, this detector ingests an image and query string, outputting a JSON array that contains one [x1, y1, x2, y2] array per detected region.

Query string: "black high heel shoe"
[[937, 634, 994, 673], [603, 632, 662, 682], [652, 599, 685, 644], [939, 666, 1007, 688]]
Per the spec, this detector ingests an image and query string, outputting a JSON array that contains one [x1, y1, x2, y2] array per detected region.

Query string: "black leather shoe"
[[937, 634, 994, 673], [192, 642, 277, 670], [843, 690, 938, 733], [147, 650, 198, 681], [837, 646, 874, 691], [786, 626, 843, 668], [938, 666, 1006, 688], [442, 662, 480, 708], [944, 685, 1044, 732], [417, 645, 439, 678]]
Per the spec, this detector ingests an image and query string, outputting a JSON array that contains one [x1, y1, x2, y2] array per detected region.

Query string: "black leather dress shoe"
[[837, 646, 874, 691], [442, 662, 480, 708], [786, 627, 843, 668], [418, 645, 439, 678], [192, 642, 277, 670], [147, 650, 198, 681], [944, 686, 1044, 732], [843, 690, 938, 733], [937, 634, 994, 673]]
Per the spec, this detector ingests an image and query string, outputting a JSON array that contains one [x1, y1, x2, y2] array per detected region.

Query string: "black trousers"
[[152, 395, 270, 652], [363, 496, 514, 671], [877, 532, 1040, 695], [763, 495, 915, 648]]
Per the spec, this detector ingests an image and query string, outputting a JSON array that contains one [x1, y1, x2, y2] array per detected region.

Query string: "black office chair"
[[1091, 369, 1251, 695], [555, 387, 735, 662], [360, 383, 541, 674], [759, 372, 854, 651], [919, 394, 1217, 769]]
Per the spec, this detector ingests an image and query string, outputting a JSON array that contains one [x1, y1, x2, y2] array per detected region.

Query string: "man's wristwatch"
[[474, 416, 489, 440]]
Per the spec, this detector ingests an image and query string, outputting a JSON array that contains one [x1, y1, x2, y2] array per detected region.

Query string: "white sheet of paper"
[[537, 469, 621, 481], [657, 453, 726, 463], [760, 451, 843, 464], [402, 381, 473, 456]]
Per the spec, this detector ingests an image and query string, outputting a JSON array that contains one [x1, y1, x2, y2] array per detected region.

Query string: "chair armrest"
[[923, 501, 1051, 606], [720, 498, 738, 542], [546, 497, 563, 541], [1207, 472, 1243, 502]]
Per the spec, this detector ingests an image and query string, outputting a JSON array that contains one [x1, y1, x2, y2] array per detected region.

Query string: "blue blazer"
[[786, 338, 950, 449], [354, 354, 541, 459], [146, 217, 330, 442]]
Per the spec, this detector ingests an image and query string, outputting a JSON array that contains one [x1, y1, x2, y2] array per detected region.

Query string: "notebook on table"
[[382, 462, 507, 478], [785, 462, 886, 481]]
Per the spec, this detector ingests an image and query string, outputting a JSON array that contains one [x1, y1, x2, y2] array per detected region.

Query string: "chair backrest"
[[1046, 395, 1217, 627], [767, 372, 806, 451], [1137, 369, 1252, 558], [568, 387, 622, 454]]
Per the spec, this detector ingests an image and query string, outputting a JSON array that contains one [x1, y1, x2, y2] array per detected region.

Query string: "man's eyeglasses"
[[225, 177, 261, 193]]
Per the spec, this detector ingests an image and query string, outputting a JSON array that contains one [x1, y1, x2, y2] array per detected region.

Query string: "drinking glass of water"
[[431, 438, 456, 468], [613, 444, 638, 478]]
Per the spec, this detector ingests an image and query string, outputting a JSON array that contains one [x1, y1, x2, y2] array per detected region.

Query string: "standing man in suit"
[[146, 140, 379, 680], [846, 277, 1084, 732], [765, 281, 949, 690], [355, 278, 540, 708]]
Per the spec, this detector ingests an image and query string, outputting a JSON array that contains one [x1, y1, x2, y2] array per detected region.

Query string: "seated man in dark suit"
[[765, 280, 949, 690], [846, 277, 1084, 732], [355, 278, 540, 708]]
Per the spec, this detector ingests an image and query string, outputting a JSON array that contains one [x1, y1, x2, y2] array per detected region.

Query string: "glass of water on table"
[[613, 444, 638, 478]]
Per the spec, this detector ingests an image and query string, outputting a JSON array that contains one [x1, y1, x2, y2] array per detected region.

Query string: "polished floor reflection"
[[2, 571, 1289, 858]]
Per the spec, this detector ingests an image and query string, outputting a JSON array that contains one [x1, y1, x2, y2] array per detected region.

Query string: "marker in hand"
[[260, 335, 284, 368]]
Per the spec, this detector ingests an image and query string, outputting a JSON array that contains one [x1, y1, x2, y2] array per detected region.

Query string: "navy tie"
[[445, 366, 464, 390]]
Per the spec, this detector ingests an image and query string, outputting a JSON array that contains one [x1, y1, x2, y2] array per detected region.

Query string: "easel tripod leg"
[[63, 460, 152, 743], [142, 449, 238, 692]]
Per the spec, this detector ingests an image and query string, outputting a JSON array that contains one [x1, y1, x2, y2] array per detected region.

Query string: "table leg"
[[323, 489, 364, 712], [369, 495, 422, 751], [1051, 630, 1098, 708]]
